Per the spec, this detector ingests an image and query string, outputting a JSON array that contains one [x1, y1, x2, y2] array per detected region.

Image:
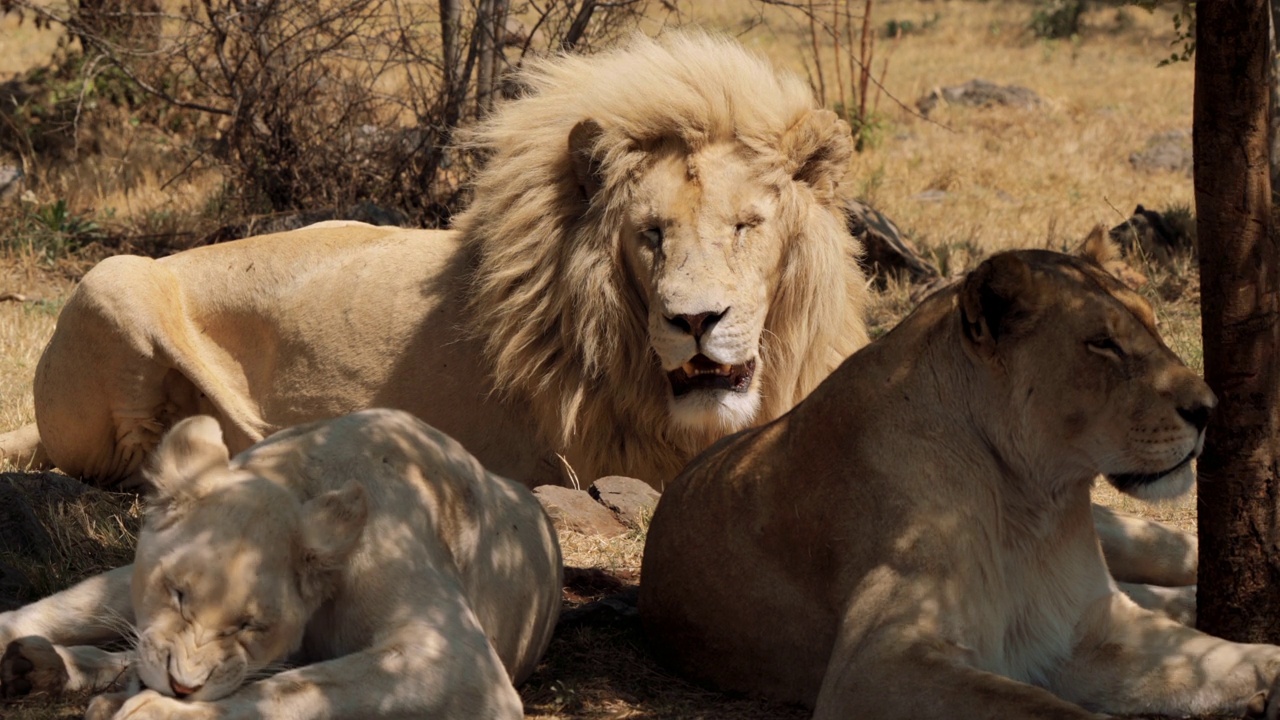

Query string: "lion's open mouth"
[[668, 355, 756, 397], [1107, 450, 1197, 492]]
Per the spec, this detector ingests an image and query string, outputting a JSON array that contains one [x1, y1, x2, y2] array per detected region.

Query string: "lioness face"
[[131, 479, 312, 702], [623, 142, 786, 434], [963, 252, 1214, 501]]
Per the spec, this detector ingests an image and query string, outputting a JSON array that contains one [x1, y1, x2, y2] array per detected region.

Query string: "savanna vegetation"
[[0, 1, 1207, 717]]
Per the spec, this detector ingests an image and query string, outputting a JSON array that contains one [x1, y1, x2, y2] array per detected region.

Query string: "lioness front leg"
[[1091, 505, 1197, 587], [106, 620, 523, 720], [0, 566, 137, 700], [814, 634, 1103, 720], [0, 566, 135, 648], [1, 636, 132, 697], [1054, 592, 1280, 716]]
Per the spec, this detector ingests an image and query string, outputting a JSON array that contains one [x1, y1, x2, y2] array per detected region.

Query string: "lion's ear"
[[145, 415, 231, 515], [959, 252, 1044, 354], [569, 119, 606, 202], [1077, 224, 1118, 268], [781, 109, 853, 197], [297, 480, 368, 604]]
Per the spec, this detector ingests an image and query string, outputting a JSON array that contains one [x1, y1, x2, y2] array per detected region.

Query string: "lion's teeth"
[[682, 362, 697, 375]]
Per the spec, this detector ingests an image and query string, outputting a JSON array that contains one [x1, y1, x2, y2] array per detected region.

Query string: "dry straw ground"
[[0, 1, 1201, 717]]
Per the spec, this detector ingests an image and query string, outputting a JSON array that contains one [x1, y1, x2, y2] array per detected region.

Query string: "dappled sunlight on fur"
[[0, 409, 562, 719], [641, 250, 1272, 718]]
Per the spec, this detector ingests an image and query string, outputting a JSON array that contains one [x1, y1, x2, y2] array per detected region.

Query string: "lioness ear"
[[780, 109, 853, 197], [1078, 224, 1118, 268], [959, 252, 1043, 354], [569, 119, 606, 202], [297, 480, 368, 604], [145, 415, 230, 513]]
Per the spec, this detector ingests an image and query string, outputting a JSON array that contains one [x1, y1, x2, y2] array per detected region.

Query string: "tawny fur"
[[641, 250, 1275, 719]]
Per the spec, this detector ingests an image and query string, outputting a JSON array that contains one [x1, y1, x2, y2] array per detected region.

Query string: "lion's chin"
[[668, 388, 761, 435], [1105, 456, 1196, 502]]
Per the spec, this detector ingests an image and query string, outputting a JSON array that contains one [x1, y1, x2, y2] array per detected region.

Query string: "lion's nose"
[[667, 309, 727, 340], [1177, 397, 1215, 432], [170, 675, 203, 699]]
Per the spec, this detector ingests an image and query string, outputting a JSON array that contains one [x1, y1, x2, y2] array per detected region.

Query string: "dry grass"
[[0, 2, 1215, 718]]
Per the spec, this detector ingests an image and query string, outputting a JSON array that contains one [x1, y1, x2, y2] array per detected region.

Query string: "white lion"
[[0, 409, 562, 719]]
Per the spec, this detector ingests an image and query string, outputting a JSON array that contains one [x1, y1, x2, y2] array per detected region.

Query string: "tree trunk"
[[439, 0, 462, 127], [1271, 0, 1280, 195], [1195, 0, 1280, 643]]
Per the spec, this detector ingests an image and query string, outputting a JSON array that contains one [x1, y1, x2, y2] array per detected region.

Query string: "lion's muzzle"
[[668, 355, 756, 397]]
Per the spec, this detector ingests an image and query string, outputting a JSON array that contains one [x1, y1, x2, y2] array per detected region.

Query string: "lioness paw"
[[1, 636, 70, 698], [111, 689, 213, 720], [85, 690, 132, 720]]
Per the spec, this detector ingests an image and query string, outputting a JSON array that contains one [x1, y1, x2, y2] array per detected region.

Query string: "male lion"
[[0, 409, 562, 719], [640, 249, 1277, 718], [0, 31, 866, 491], [0, 33, 1190, 592]]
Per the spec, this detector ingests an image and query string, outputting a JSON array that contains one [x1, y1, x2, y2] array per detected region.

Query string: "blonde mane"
[[456, 32, 870, 485]]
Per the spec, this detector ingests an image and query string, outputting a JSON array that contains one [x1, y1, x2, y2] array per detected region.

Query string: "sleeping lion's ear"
[[145, 415, 230, 513], [781, 109, 853, 198], [959, 252, 1043, 354], [297, 480, 368, 604], [569, 119, 606, 202]]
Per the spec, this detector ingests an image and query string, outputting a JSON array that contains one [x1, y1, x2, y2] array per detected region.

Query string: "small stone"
[[589, 476, 661, 529], [533, 486, 627, 537]]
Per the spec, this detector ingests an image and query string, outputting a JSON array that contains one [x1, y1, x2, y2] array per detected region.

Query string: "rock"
[[916, 79, 1043, 117], [1129, 130, 1192, 176], [533, 486, 627, 538], [0, 166, 23, 204], [588, 476, 660, 529], [845, 198, 940, 289]]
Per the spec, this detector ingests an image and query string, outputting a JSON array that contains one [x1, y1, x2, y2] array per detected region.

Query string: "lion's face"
[[130, 417, 366, 701], [960, 251, 1214, 500], [620, 142, 788, 433]]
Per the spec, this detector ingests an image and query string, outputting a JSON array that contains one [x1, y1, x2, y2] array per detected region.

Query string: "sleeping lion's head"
[[459, 32, 869, 480], [958, 249, 1214, 500], [129, 416, 367, 701]]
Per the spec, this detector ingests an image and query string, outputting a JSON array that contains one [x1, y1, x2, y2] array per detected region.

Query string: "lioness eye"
[[1087, 337, 1125, 360], [641, 226, 663, 249]]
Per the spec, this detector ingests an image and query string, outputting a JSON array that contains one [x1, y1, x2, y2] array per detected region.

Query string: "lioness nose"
[[1177, 399, 1214, 432], [667, 309, 727, 340], [170, 676, 203, 699]]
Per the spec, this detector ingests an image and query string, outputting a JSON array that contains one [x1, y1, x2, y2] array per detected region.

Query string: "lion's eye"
[[1087, 337, 1125, 360], [171, 586, 184, 609], [641, 226, 663, 249]]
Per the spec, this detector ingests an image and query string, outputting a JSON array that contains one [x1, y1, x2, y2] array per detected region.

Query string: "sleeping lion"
[[641, 249, 1280, 718], [0, 409, 562, 719]]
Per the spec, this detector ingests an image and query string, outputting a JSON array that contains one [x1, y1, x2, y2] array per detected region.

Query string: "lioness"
[[0, 409, 562, 719], [641, 250, 1277, 718], [0, 33, 1190, 593]]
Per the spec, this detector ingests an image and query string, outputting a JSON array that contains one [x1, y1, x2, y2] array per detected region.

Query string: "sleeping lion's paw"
[[1, 636, 70, 698], [109, 689, 214, 720], [84, 690, 132, 720]]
